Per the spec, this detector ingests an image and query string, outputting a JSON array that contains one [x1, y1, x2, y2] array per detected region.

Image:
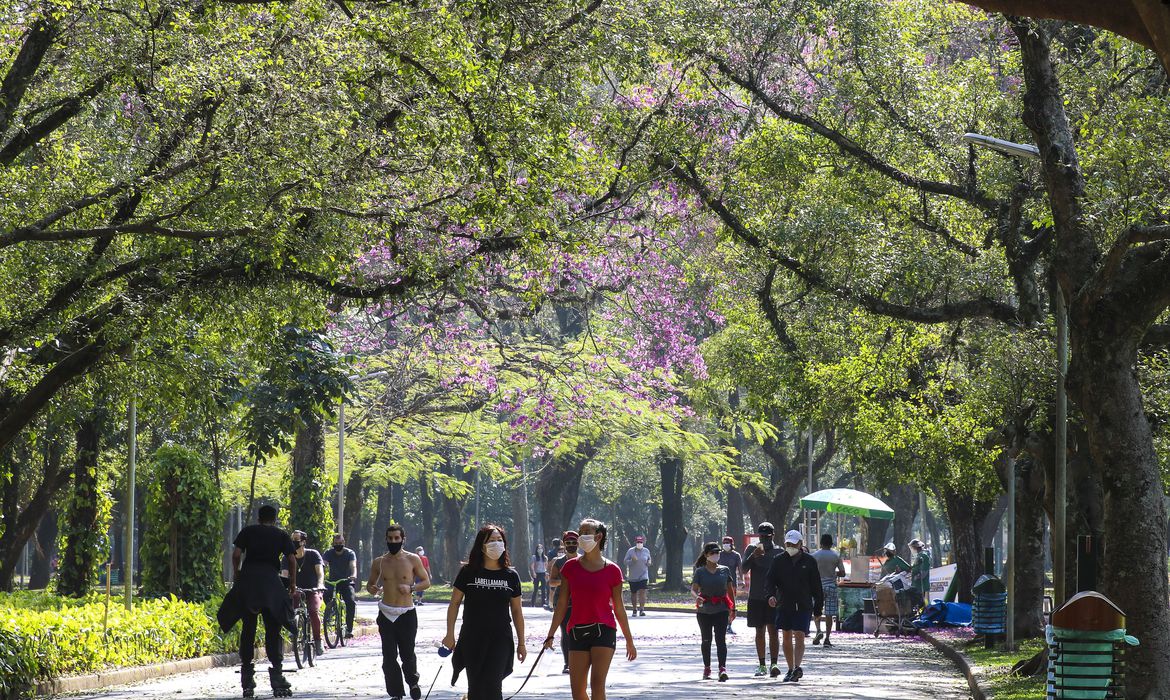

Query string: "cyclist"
[[323, 533, 358, 638], [286, 530, 325, 656]]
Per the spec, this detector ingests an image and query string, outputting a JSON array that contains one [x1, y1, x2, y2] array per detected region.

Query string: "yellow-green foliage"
[[0, 593, 233, 695]]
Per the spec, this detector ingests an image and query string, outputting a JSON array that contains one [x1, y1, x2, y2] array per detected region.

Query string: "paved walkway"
[[62, 605, 970, 699]]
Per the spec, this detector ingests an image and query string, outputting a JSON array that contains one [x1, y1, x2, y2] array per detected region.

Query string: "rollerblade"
[[240, 663, 255, 698], [269, 667, 293, 697]]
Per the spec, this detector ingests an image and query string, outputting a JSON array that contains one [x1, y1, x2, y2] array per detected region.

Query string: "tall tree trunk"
[[940, 489, 992, 604], [342, 471, 363, 539], [0, 433, 68, 591], [534, 445, 595, 547], [289, 412, 333, 549], [1012, 455, 1047, 639], [659, 454, 687, 590], [923, 498, 943, 557], [418, 474, 436, 580], [28, 507, 57, 589], [509, 470, 532, 582], [438, 453, 473, 583], [58, 416, 101, 597], [887, 484, 920, 557]]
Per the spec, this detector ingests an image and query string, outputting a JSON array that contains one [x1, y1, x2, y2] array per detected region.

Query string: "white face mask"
[[485, 541, 505, 560], [635, 542, 643, 550], [579, 535, 597, 553], [706, 554, 719, 564], [721, 544, 731, 551], [785, 545, 800, 556]]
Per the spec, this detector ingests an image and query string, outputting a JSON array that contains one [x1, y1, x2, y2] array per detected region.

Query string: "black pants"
[[560, 607, 571, 666], [240, 609, 284, 668], [377, 608, 419, 696], [530, 572, 548, 606], [697, 610, 729, 668], [323, 581, 356, 633], [466, 636, 514, 700]]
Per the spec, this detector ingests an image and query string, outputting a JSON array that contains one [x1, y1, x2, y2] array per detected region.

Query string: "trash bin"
[[1046, 591, 1139, 699], [971, 574, 1007, 636]]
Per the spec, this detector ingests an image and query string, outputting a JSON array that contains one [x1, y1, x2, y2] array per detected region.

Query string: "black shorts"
[[628, 579, 648, 593], [746, 598, 775, 628], [775, 609, 812, 633], [567, 623, 617, 651]]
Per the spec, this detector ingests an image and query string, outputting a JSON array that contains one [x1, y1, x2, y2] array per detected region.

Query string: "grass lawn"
[[926, 627, 1046, 699]]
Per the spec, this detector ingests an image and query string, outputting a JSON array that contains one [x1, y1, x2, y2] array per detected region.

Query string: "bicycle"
[[322, 577, 354, 649], [291, 588, 317, 669]]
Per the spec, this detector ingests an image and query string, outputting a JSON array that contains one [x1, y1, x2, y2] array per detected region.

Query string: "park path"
[[62, 605, 970, 699]]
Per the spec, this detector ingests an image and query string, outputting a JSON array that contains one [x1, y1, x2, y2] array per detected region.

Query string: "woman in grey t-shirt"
[[692, 542, 737, 681]]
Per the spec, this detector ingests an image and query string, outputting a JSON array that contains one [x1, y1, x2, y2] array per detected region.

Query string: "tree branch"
[[0, 17, 58, 137], [0, 73, 114, 165]]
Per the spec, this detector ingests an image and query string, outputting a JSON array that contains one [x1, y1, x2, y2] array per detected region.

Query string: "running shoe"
[[718, 668, 728, 682], [781, 669, 794, 682], [754, 664, 767, 677], [793, 666, 804, 681], [728, 626, 736, 635], [562, 665, 570, 674], [639, 611, 646, 617], [823, 639, 834, 648], [812, 632, 823, 645], [703, 667, 711, 680], [770, 664, 782, 678]]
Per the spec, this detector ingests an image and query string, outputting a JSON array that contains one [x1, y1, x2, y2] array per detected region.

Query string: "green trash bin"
[[1046, 625, 1138, 699]]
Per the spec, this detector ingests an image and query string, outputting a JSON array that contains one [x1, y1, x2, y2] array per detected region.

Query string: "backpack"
[[841, 609, 864, 633]]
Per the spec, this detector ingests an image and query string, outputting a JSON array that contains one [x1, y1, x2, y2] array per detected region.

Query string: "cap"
[[909, 539, 924, 549], [722, 536, 734, 543], [634, 535, 645, 542], [784, 530, 803, 544], [756, 522, 775, 533], [883, 541, 896, 551], [562, 530, 580, 541]]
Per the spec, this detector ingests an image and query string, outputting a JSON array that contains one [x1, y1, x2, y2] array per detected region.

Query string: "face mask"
[[785, 545, 800, 556], [706, 554, 719, 564], [485, 541, 505, 560], [721, 544, 731, 551], [579, 535, 597, 553], [386, 541, 403, 554], [635, 543, 643, 550], [333, 544, 344, 552], [759, 533, 774, 545], [564, 543, 578, 554]]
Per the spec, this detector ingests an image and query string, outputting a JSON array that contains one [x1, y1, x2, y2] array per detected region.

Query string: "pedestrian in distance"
[[742, 521, 784, 677], [287, 531, 326, 656], [443, 524, 527, 700], [217, 504, 297, 698], [878, 542, 911, 577], [622, 535, 652, 616], [716, 535, 742, 634], [810, 533, 846, 647], [909, 539, 931, 607], [548, 530, 580, 674], [368, 524, 431, 700], [692, 542, 736, 682], [322, 533, 358, 638], [545, 518, 637, 700], [413, 546, 430, 605], [765, 530, 824, 683], [530, 543, 550, 608]]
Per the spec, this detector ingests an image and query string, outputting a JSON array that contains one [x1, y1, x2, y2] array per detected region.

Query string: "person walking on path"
[[622, 535, 652, 616], [810, 534, 846, 647], [879, 542, 911, 578], [909, 539, 931, 607], [716, 536, 742, 635], [413, 546, 430, 605], [530, 543, 550, 608], [217, 504, 297, 698], [742, 521, 783, 678], [368, 524, 431, 700], [443, 524, 527, 700], [545, 518, 637, 700], [766, 530, 824, 683], [288, 530, 326, 656], [322, 533, 358, 639], [548, 530, 580, 674], [692, 542, 736, 682]]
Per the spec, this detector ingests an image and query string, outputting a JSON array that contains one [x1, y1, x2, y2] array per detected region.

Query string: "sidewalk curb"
[[917, 629, 988, 700], [34, 623, 381, 696]]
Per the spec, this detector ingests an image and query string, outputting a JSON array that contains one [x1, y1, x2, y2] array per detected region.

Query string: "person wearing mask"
[[544, 518, 637, 700], [716, 536, 742, 635], [622, 535, 652, 616], [692, 542, 736, 682], [443, 525, 526, 700], [765, 530, 823, 683], [413, 546, 431, 605], [548, 530, 580, 674], [288, 530, 326, 656], [367, 524, 431, 700], [322, 533, 358, 639], [810, 534, 846, 647], [218, 504, 297, 698], [742, 521, 783, 677], [530, 543, 550, 608], [878, 542, 911, 577], [908, 539, 931, 606]]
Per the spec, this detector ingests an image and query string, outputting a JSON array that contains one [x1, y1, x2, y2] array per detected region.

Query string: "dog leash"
[[421, 643, 453, 700], [504, 644, 546, 700]]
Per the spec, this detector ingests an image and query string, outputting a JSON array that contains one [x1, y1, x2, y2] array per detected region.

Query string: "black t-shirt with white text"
[[234, 524, 296, 572], [453, 564, 521, 631]]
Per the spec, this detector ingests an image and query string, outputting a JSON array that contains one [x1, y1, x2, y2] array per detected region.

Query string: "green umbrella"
[[799, 488, 895, 520]]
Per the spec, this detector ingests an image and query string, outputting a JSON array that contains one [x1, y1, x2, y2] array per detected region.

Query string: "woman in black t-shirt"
[[442, 524, 527, 700]]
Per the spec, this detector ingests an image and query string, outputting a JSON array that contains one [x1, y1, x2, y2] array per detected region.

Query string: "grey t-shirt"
[[624, 547, 651, 581], [693, 565, 735, 614], [811, 548, 843, 582]]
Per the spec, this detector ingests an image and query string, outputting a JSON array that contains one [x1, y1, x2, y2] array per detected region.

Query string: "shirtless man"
[[367, 523, 431, 700]]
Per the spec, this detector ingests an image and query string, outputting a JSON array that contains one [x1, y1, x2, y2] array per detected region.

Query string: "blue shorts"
[[775, 609, 812, 633]]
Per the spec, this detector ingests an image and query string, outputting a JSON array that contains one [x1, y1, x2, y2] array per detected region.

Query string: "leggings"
[[530, 572, 549, 606], [697, 610, 729, 668]]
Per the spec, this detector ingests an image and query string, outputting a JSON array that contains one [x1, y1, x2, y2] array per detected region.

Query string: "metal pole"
[[124, 393, 136, 610], [807, 429, 814, 540], [338, 402, 346, 537], [1054, 288, 1068, 607], [1006, 455, 1016, 650]]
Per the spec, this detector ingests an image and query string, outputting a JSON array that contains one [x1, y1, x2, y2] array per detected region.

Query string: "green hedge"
[[0, 592, 234, 698]]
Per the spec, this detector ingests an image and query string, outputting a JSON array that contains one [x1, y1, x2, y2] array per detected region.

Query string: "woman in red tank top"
[[543, 518, 636, 700]]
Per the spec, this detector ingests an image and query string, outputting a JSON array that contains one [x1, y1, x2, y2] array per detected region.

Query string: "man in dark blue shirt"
[[322, 533, 358, 637]]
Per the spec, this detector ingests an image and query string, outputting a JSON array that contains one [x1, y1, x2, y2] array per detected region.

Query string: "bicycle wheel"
[[301, 613, 315, 667], [291, 617, 304, 670], [323, 601, 338, 648]]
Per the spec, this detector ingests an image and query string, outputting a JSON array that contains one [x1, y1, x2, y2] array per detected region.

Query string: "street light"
[[961, 133, 1040, 160]]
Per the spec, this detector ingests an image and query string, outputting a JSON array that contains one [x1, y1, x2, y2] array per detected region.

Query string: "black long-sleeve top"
[[763, 550, 824, 614]]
